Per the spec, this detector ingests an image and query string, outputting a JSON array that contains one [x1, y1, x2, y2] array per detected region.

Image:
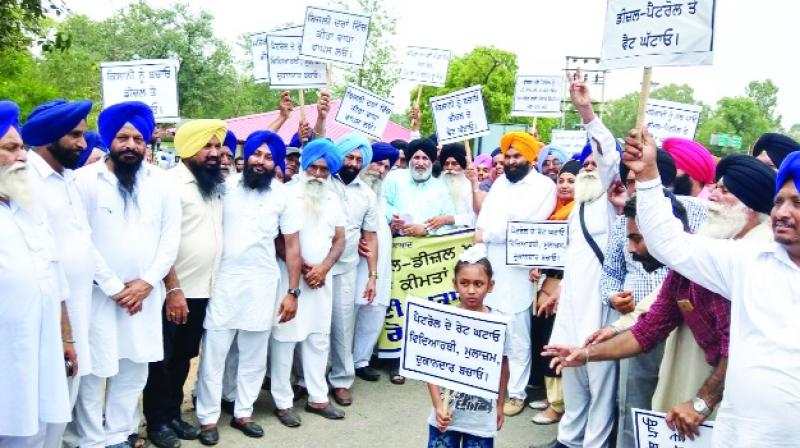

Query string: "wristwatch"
[[692, 396, 712, 417], [287, 288, 301, 298]]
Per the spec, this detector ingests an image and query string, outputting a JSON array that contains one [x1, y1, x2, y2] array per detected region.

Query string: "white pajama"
[[0, 422, 64, 448], [222, 338, 239, 402], [498, 308, 532, 400], [61, 376, 83, 448], [270, 333, 331, 410], [353, 304, 389, 369], [558, 361, 618, 448], [196, 329, 270, 424], [328, 269, 358, 388]]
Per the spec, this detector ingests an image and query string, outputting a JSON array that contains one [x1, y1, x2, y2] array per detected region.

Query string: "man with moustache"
[[270, 139, 346, 426], [537, 145, 570, 182], [474, 131, 556, 417], [143, 119, 228, 448], [219, 130, 238, 178], [327, 133, 379, 406], [73, 102, 181, 448], [663, 137, 717, 199], [194, 130, 301, 445], [438, 143, 477, 229]]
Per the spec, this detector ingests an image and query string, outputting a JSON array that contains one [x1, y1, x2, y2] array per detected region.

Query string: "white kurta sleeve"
[[585, 118, 621, 191], [141, 180, 182, 288], [361, 189, 379, 233], [475, 182, 506, 243], [92, 244, 125, 296], [279, 194, 303, 235]]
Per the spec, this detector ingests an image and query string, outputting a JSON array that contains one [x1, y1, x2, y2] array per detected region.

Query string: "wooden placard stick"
[[411, 84, 423, 129], [634, 66, 653, 140], [298, 88, 308, 146], [440, 387, 453, 414]]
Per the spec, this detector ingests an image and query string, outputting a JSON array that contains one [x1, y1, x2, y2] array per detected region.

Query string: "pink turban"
[[474, 154, 492, 170], [662, 137, 716, 184]]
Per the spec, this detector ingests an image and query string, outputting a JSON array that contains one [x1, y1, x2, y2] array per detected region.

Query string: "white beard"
[[411, 165, 432, 182], [360, 171, 383, 196], [0, 162, 34, 211], [441, 171, 469, 206], [698, 201, 750, 239], [302, 175, 328, 219], [574, 171, 604, 204]]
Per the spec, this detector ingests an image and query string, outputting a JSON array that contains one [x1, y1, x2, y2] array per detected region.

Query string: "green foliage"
[[601, 83, 702, 139], [0, 50, 60, 120], [695, 96, 772, 155], [746, 79, 781, 128]]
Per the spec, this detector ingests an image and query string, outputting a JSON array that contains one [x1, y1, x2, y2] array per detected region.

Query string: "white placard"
[[550, 130, 589, 156], [401, 46, 452, 87], [299, 6, 371, 67], [430, 86, 490, 145], [334, 84, 393, 139], [599, 0, 716, 70], [100, 59, 179, 122], [506, 221, 569, 268], [633, 408, 714, 448], [645, 99, 702, 147], [250, 32, 270, 83], [400, 297, 508, 400], [511, 75, 563, 117], [265, 34, 328, 89]]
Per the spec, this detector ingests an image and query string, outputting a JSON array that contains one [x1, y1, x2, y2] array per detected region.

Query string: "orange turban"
[[500, 132, 543, 163]]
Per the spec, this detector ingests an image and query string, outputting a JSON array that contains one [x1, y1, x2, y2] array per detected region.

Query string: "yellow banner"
[[378, 231, 474, 358]]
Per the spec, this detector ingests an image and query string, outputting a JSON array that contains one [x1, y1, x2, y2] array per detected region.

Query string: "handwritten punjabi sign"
[[506, 221, 569, 268], [265, 34, 328, 89], [599, 0, 717, 70], [400, 297, 508, 400], [645, 99, 702, 147], [300, 7, 371, 67], [430, 86, 490, 145], [100, 59, 179, 121], [511, 75, 563, 117], [250, 32, 270, 83], [401, 46, 452, 87], [550, 130, 588, 158], [633, 408, 714, 448], [334, 84, 393, 139]]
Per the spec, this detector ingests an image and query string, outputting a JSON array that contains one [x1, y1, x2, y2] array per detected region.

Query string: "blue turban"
[[77, 131, 107, 167], [301, 138, 342, 175], [98, 101, 155, 148], [490, 147, 501, 158], [242, 130, 286, 174], [223, 130, 238, 152], [537, 145, 569, 172], [335, 133, 372, 168], [287, 130, 316, 148], [371, 142, 399, 167], [776, 151, 800, 196], [21, 99, 92, 146], [578, 139, 621, 165], [0, 101, 20, 139]]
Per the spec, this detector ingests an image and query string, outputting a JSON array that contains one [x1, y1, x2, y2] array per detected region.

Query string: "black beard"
[[48, 141, 81, 170], [673, 173, 693, 196], [504, 163, 530, 183], [242, 164, 274, 192], [186, 158, 224, 200], [632, 253, 665, 272], [338, 166, 359, 184], [109, 148, 143, 195]]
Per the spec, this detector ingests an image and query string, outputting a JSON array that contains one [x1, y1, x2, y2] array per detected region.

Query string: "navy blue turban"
[[77, 131, 107, 167], [490, 147, 501, 158], [301, 138, 342, 175], [98, 101, 155, 148], [439, 143, 467, 169], [389, 139, 408, 153], [579, 138, 621, 166], [223, 130, 238, 152], [242, 130, 286, 174], [288, 130, 316, 148], [371, 142, 399, 167], [21, 99, 92, 146], [716, 154, 776, 215], [0, 101, 20, 139], [404, 138, 437, 163], [753, 133, 800, 169], [776, 151, 800, 195]]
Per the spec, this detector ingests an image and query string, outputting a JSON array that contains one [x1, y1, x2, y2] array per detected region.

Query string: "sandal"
[[389, 370, 405, 385]]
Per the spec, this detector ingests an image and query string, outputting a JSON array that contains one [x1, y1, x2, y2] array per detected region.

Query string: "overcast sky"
[[72, 0, 799, 128]]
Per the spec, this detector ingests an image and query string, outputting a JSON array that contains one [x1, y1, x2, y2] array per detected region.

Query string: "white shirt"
[[204, 175, 301, 332], [636, 177, 800, 448], [356, 196, 393, 307], [0, 201, 70, 436], [444, 174, 476, 228], [330, 175, 379, 275], [75, 160, 181, 377]]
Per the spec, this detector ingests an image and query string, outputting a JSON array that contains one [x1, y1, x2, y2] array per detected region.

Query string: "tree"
[[695, 97, 772, 155], [746, 79, 781, 128], [0, 0, 68, 52], [601, 83, 704, 139]]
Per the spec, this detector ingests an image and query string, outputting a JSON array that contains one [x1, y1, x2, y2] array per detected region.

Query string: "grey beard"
[[0, 162, 34, 211], [442, 171, 468, 206], [698, 201, 749, 239], [303, 176, 328, 218], [574, 172, 604, 203], [411, 165, 433, 182], [360, 171, 383, 195]]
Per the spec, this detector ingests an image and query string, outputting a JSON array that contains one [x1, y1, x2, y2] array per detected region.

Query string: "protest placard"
[[430, 86, 490, 145], [250, 25, 304, 84], [265, 34, 327, 89], [401, 46, 452, 88], [599, 0, 717, 70], [379, 232, 473, 359], [299, 6, 371, 67], [632, 408, 714, 447], [334, 84, 393, 139], [645, 98, 703, 147], [550, 129, 589, 157], [511, 75, 563, 117], [100, 59, 179, 121], [400, 297, 508, 400], [506, 221, 569, 268]]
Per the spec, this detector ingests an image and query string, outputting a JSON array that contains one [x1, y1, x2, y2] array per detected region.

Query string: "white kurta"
[[636, 177, 800, 448], [205, 175, 301, 331], [447, 174, 477, 228], [0, 201, 71, 437], [355, 200, 392, 307], [75, 161, 181, 377], [330, 175, 379, 275]]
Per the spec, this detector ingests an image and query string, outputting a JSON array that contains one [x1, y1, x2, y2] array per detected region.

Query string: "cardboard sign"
[[265, 34, 328, 89], [633, 408, 714, 447], [334, 84, 393, 139], [430, 86, 490, 145], [511, 75, 563, 117], [645, 99, 702, 147], [550, 130, 589, 157], [299, 6, 371, 67], [506, 221, 569, 268], [100, 59, 179, 122], [251, 32, 270, 83], [599, 0, 717, 69], [401, 46, 452, 87]]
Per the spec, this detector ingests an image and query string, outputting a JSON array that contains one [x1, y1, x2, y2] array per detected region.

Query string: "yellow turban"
[[174, 119, 228, 159], [500, 131, 543, 163]]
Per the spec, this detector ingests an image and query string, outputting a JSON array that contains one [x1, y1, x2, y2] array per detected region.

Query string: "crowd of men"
[[1, 68, 799, 448]]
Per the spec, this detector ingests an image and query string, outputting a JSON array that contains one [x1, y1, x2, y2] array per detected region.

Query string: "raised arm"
[[267, 91, 293, 133], [313, 91, 330, 138]]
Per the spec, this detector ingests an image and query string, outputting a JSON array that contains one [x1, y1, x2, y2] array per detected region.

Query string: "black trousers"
[[530, 313, 559, 386], [143, 298, 208, 429]]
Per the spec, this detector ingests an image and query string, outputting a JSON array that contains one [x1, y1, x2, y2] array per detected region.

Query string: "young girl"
[[426, 246, 510, 448]]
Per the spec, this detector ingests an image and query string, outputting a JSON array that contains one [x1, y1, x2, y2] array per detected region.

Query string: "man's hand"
[[298, 120, 312, 143], [666, 401, 706, 440], [390, 214, 406, 235], [403, 223, 428, 237], [610, 291, 635, 314], [496, 407, 505, 430], [585, 326, 618, 347], [279, 91, 293, 119], [542, 344, 587, 374], [64, 341, 78, 377], [165, 289, 189, 325], [435, 406, 452, 433], [357, 237, 371, 258], [409, 105, 421, 131], [608, 179, 628, 211], [529, 268, 541, 284], [317, 91, 331, 120], [536, 292, 559, 318], [116, 279, 153, 315], [277, 294, 298, 323], [363, 277, 376, 304], [303, 263, 327, 288], [424, 215, 451, 232], [623, 127, 659, 179], [567, 68, 593, 107], [465, 165, 478, 185]]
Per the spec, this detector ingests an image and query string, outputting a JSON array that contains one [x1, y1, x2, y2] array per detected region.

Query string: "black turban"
[[716, 154, 776, 215], [390, 139, 408, 151], [559, 159, 581, 177], [620, 149, 676, 187], [405, 138, 437, 163], [439, 143, 467, 169], [753, 133, 800, 169]]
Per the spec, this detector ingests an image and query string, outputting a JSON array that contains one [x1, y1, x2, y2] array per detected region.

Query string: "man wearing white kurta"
[[73, 102, 180, 448], [328, 133, 379, 406], [623, 130, 800, 448], [0, 101, 72, 448], [271, 139, 346, 425], [439, 142, 477, 229], [475, 130, 556, 417]]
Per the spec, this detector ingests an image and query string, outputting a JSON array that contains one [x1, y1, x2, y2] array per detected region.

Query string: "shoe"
[[528, 399, 549, 410], [147, 426, 181, 448], [274, 408, 302, 427], [355, 366, 380, 381], [221, 399, 235, 415], [230, 418, 264, 438], [531, 408, 562, 425], [198, 427, 219, 446], [128, 433, 147, 448], [503, 398, 526, 416], [305, 402, 345, 419], [332, 388, 352, 406], [292, 384, 308, 401], [389, 370, 405, 385], [168, 419, 199, 440]]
